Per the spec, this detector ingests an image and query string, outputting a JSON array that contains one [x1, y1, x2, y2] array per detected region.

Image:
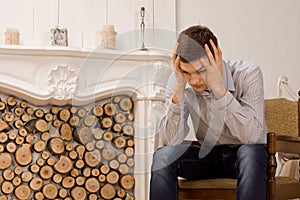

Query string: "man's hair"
[[176, 25, 218, 63]]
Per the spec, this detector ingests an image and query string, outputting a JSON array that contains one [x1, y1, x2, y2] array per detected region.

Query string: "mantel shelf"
[[0, 45, 171, 62]]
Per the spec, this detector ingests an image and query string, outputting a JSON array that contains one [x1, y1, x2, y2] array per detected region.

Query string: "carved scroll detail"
[[48, 65, 78, 100]]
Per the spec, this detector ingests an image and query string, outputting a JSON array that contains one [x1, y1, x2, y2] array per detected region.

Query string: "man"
[[150, 25, 268, 200]]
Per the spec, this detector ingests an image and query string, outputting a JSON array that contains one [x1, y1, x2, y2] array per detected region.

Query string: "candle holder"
[[4, 28, 20, 45], [139, 7, 148, 51]]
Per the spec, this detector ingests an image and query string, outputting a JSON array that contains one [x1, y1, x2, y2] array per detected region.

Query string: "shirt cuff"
[[213, 90, 234, 110], [168, 99, 184, 114]]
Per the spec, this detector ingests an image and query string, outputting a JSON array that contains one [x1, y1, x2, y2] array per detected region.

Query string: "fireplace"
[[0, 46, 171, 199]]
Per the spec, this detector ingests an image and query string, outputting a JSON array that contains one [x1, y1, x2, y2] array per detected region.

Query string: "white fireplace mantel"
[[0, 45, 171, 105], [0, 46, 172, 200]]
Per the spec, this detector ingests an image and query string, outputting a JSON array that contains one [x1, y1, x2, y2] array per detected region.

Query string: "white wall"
[[176, 0, 300, 99], [0, 0, 299, 98]]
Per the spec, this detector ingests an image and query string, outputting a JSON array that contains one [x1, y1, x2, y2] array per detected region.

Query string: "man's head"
[[175, 25, 220, 93], [176, 25, 218, 63]]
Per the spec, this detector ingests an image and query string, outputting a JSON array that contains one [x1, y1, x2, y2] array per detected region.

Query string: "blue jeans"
[[150, 144, 267, 200]]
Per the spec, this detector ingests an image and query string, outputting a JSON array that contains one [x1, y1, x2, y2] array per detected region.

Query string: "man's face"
[[180, 58, 208, 93]]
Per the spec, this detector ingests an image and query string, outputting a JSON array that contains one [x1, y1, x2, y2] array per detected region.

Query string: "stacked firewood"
[[0, 95, 135, 200]]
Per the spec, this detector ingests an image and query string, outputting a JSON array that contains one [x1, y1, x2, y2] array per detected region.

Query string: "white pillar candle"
[[100, 25, 117, 49]]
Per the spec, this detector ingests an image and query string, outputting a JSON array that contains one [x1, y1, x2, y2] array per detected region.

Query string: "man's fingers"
[[172, 43, 179, 64], [203, 44, 215, 65], [209, 39, 219, 60], [174, 56, 181, 71], [172, 53, 177, 65]]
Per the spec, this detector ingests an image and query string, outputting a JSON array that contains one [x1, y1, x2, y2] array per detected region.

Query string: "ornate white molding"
[[47, 65, 78, 100]]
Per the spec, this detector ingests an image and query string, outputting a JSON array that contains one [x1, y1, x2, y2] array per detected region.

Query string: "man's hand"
[[172, 44, 186, 104], [200, 40, 226, 99]]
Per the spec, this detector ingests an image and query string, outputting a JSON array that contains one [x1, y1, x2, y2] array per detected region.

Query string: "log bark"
[[29, 164, 40, 174], [52, 174, 62, 184], [25, 119, 48, 133], [29, 177, 43, 191], [0, 118, 12, 132], [75, 145, 86, 159], [85, 177, 100, 193], [122, 124, 134, 136], [62, 176, 75, 189], [84, 115, 96, 127], [48, 137, 65, 155], [106, 171, 119, 184], [114, 113, 126, 124], [71, 186, 87, 200], [119, 164, 129, 175], [120, 174, 135, 190], [3, 169, 15, 181], [75, 176, 85, 186], [42, 183, 58, 199], [54, 156, 73, 174], [102, 148, 116, 161], [103, 103, 117, 116], [0, 132, 8, 143], [25, 107, 34, 115], [92, 105, 103, 117], [73, 127, 92, 144], [52, 119, 61, 128], [21, 171, 32, 182], [113, 136, 126, 149], [7, 96, 17, 109], [69, 150, 78, 160], [127, 113, 134, 121], [36, 158, 45, 166], [15, 144, 32, 166], [100, 183, 116, 200], [47, 157, 56, 166], [117, 188, 126, 198], [77, 108, 87, 118], [91, 168, 100, 177], [59, 188, 68, 198], [34, 192, 44, 200], [93, 129, 103, 140], [69, 115, 80, 127], [101, 117, 113, 129], [6, 142, 16, 153], [12, 176, 21, 187], [34, 108, 44, 118], [1, 181, 14, 195], [59, 123, 73, 141], [39, 165, 53, 180], [33, 140, 46, 153], [103, 131, 114, 142], [100, 164, 110, 174], [14, 107, 23, 117], [13, 119, 23, 129], [41, 131, 50, 141], [119, 97, 133, 112], [75, 159, 85, 169], [44, 113, 54, 122], [13, 166, 23, 175], [125, 147, 134, 157], [58, 109, 71, 122], [84, 150, 101, 167]]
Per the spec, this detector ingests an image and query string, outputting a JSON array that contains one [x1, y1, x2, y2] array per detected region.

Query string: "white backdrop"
[[0, 0, 299, 99]]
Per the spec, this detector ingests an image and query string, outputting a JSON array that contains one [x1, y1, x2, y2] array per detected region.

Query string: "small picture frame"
[[50, 27, 68, 46]]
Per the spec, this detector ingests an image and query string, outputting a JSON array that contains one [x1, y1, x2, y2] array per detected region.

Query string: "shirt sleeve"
[[158, 92, 190, 145], [212, 66, 265, 144]]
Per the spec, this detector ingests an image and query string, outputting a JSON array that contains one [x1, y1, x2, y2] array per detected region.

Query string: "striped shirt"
[[159, 59, 267, 146]]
